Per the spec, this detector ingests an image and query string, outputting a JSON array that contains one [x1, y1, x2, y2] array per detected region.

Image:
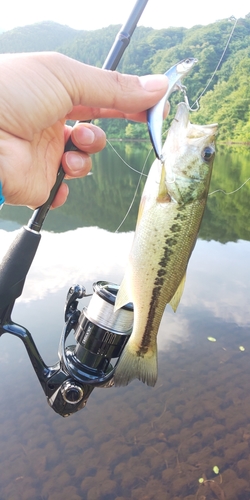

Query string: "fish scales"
[[127, 199, 205, 362], [137, 200, 205, 348], [114, 102, 217, 387]]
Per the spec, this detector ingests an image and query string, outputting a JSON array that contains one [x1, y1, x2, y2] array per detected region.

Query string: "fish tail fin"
[[114, 340, 158, 387]]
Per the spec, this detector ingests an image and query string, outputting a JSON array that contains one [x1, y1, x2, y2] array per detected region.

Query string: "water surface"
[[0, 143, 250, 500]]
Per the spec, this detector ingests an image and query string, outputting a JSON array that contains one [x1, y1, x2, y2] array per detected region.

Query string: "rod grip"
[[0, 227, 41, 309]]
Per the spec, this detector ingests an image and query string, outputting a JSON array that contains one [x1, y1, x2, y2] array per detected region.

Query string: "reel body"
[[0, 281, 133, 417]]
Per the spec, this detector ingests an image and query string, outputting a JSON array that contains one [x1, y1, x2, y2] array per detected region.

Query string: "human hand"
[[0, 52, 168, 208]]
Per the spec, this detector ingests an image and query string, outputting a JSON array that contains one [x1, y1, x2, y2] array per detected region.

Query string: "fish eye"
[[202, 147, 214, 162]]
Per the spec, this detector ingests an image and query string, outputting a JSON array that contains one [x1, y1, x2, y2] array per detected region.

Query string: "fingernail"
[[140, 74, 168, 92], [65, 152, 84, 171], [74, 126, 95, 145]]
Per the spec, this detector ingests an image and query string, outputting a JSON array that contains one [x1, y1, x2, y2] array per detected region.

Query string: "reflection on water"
[[2, 142, 250, 238], [0, 144, 250, 499]]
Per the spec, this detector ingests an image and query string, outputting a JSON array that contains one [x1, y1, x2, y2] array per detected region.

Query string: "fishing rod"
[[0, 0, 148, 417], [30, 0, 149, 233]]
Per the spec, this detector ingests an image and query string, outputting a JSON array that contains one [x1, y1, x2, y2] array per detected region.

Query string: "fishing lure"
[[147, 57, 198, 161]]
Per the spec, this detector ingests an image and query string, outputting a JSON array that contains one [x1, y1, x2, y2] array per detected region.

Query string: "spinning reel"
[[0, 274, 133, 416]]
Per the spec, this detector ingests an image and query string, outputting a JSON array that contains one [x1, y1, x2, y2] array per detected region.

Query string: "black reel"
[[0, 280, 133, 417]]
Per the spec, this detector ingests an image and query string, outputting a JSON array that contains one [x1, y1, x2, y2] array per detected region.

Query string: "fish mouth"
[[174, 102, 190, 127], [171, 102, 218, 137]]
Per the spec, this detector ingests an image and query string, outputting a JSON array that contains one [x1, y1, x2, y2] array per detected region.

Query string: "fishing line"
[[109, 16, 240, 229], [111, 126, 173, 231], [115, 147, 152, 232], [107, 139, 148, 176], [209, 177, 250, 197], [108, 15, 238, 175], [191, 16, 238, 108]]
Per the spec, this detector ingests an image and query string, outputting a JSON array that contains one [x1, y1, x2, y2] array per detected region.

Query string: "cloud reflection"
[[0, 227, 134, 302], [158, 239, 250, 351], [0, 228, 249, 352]]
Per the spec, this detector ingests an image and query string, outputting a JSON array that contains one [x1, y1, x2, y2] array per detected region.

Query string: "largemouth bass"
[[114, 102, 217, 387]]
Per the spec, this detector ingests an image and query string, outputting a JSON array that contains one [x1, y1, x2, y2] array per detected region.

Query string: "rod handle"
[[0, 227, 41, 310]]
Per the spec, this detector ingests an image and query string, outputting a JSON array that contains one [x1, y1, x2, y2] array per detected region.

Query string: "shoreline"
[[107, 138, 250, 146]]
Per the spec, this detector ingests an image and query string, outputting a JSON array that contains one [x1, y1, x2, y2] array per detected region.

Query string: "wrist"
[[0, 181, 5, 208]]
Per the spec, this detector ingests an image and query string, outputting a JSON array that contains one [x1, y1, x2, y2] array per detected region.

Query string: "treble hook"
[[180, 85, 199, 111]]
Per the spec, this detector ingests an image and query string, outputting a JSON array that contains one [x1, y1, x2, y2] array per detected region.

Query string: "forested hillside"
[[1, 16, 250, 142], [0, 21, 81, 52]]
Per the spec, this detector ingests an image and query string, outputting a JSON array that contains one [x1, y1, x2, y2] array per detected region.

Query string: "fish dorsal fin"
[[114, 275, 131, 312], [169, 272, 186, 312], [157, 163, 170, 203]]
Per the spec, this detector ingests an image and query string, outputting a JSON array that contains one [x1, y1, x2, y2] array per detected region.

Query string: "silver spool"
[[86, 281, 133, 334]]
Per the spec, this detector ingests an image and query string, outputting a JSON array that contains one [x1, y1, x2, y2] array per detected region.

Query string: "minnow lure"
[[147, 57, 198, 161]]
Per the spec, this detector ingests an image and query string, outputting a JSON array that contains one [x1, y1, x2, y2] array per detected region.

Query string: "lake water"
[[0, 143, 250, 500]]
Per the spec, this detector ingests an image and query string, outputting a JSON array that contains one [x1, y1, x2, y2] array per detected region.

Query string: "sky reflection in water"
[[0, 145, 250, 499]]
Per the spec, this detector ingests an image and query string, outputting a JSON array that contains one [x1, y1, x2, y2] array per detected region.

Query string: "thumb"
[[60, 54, 168, 114]]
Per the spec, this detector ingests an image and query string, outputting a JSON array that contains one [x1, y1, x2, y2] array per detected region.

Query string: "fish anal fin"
[[169, 272, 186, 312], [114, 276, 131, 312], [114, 341, 158, 387]]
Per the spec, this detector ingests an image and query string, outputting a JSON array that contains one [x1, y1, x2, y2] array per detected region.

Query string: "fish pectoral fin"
[[114, 340, 158, 387], [169, 272, 186, 312], [157, 163, 170, 203], [114, 276, 131, 312], [136, 195, 146, 229]]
